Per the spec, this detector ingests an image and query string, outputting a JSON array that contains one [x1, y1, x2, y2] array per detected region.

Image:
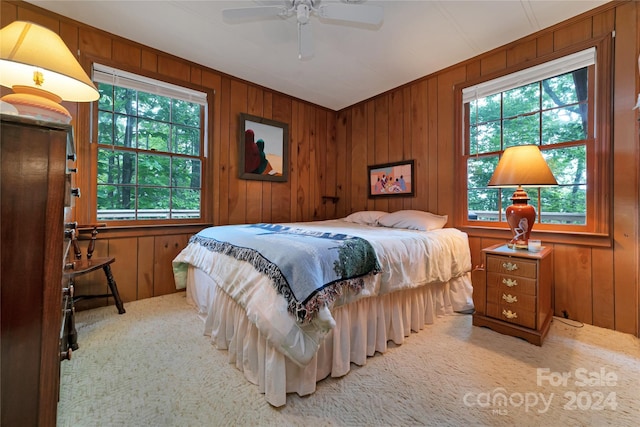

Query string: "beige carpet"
[[58, 292, 640, 427]]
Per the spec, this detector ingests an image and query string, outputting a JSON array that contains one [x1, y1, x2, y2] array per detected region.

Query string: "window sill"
[[458, 225, 612, 248], [86, 223, 212, 239]]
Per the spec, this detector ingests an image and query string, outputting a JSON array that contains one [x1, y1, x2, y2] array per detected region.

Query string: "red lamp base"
[[505, 187, 536, 249]]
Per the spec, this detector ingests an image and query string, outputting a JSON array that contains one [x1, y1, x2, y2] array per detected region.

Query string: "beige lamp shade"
[[0, 21, 98, 122], [488, 145, 558, 187]]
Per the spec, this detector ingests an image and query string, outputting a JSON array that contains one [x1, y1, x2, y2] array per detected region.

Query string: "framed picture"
[[238, 113, 289, 182], [368, 160, 415, 198]]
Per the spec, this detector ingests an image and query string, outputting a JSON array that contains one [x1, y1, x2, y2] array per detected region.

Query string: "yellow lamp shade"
[[0, 21, 99, 122]]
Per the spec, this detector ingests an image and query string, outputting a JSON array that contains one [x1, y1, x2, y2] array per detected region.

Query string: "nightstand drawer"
[[487, 286, 536, 311], [487, 272, 537, 296], [487, 302, 536, 329], [487, 255, 537, 279]]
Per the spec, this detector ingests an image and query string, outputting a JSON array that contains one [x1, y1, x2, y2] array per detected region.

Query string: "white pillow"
[[343, 210, 388, 226], [377, 210, 448, 231]]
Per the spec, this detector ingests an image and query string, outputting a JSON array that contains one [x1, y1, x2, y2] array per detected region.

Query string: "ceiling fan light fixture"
[[296, 4, 310, 24], [223, 0, 383, 59]]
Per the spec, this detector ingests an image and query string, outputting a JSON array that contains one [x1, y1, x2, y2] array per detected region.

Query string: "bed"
[[172, 210, 474, 407]]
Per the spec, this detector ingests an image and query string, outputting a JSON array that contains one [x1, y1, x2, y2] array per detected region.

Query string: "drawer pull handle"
[[503, 278, 518, 287], [502, 293, 518, 303], [502, 309, 518, 319], [502, 262, 518, 272]]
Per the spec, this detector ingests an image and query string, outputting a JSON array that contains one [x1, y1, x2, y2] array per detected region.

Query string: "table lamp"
[[488, 145, 557, 249], [0, 21, 99, 123]]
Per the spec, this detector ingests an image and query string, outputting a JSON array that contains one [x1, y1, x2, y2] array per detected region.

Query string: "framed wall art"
[[368, 159, 415, 198], [238, 113, 289, 182]]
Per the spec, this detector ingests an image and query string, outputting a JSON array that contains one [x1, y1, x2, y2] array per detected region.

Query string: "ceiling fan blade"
[[222, 6, 289, 21], [298, 22, 314, 60], [317, 4, 383, 26]]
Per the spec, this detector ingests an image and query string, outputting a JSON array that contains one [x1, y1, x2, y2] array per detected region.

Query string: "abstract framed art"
[[368, 159, 415, 198], [238, 113, 289, 182]]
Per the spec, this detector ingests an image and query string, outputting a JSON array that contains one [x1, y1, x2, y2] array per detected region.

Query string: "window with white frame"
[[460, 47, 608, 233], [92, 64, 207, 222]]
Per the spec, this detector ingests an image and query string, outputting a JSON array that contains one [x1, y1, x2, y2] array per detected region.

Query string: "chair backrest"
[[71, 224, 106, 260]]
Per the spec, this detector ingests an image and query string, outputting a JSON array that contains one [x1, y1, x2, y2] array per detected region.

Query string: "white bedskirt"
[[186, 265, 474, 407]]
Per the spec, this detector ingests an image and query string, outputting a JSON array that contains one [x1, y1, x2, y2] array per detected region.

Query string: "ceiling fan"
[[222, 0, 384, 60]]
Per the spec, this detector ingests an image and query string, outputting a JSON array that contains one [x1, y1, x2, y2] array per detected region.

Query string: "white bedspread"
[[173, 220, 472, 366]]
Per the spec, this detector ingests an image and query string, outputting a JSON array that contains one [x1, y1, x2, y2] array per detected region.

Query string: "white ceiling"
[[27, 0, 609, 111]]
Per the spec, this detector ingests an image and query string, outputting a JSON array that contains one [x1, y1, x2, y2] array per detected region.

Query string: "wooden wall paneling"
[[365, 100, 377, 212], [506, 39, 537, 67], [591, 246, 615, 329], [388, 90, 405, 213], [141, 50, 158, 73], [246, 85, 264, 224], [79, 26, 111, 59], [201, 70, 222, 225], [228, 80, 248, 224], [153, 234, 190, 296], [137, 236, 155, 300], [409, 82, 427, 212], [401, 86, 413, 211], [426, 77, 439, 214], [328, 112, 339, 218], [112, 40, 141, 68], [480, 51, 507, 76], [536, 32, 555, 58], [342, 109, 353, 217], [1, 2, 17, 26], [350, 104, 367, 212], [553, 244, 593, 323], [291, 101, 305, 221], [217, 76, 232, 225], [636, 0, 640, 339], [373, 95, 391, 212], [16, 3, 58, 30], [289, 101, 300, 221], [108, 237, 138, 303], [302, 103, 311, 221], [465, 59, 481, 82], [335, 110, 349, 218], [553, 17, 594, 51], [271, 94, 293, 223], [307, 104, 318, 221], [435, 66, 466, 218], [612, 0, 639, 335], [316, 110, 329, 219], [157, 56, 190, 82], [592, 7, 615, 38], [190, 67, 202, 85]]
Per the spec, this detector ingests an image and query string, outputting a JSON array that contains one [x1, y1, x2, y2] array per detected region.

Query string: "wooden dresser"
[[472, 243, 553, 346], [1, 114, 74, 426]]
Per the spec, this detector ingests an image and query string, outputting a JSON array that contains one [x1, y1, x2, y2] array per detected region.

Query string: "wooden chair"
[[63, 224, 126, 316]]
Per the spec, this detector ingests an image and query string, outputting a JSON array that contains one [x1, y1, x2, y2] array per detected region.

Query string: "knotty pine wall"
[[3, 1, 638, 336], [336, 1, 639, 336]]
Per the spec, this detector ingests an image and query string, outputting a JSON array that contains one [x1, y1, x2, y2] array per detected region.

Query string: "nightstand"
[[472, 243, 553, 346]]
